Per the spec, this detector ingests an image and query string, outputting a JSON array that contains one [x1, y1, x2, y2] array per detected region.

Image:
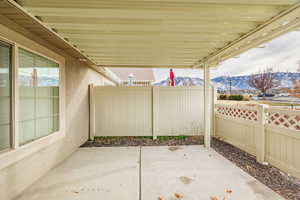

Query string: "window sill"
[[0, 131, 65, 171]]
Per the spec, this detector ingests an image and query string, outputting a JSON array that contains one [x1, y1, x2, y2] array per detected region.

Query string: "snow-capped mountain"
[[154, 72, 300, 92], [154, 76, 203, 87]]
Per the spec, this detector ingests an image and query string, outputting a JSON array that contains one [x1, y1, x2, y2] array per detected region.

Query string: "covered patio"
[[2, 0, 299, 148], [0, 0, 300, 200], [17, 146, 282, 200]]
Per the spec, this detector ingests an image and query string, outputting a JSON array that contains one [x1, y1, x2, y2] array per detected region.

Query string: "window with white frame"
[[18, 48, 60, 145], [0, 41, 12, 151]]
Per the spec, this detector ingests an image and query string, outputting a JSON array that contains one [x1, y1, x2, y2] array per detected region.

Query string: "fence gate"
[[89, 85, 213, 139]]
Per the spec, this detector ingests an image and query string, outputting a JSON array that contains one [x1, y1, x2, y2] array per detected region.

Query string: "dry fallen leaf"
[[210, 197, 219, 200], [225, 189, 233, 194], [179, 176, 193, 184], [175, 193, 183, 199], [168, 146, 181, 151]]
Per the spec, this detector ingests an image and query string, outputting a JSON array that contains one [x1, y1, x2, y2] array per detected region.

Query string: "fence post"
[[152, 86, 158, 140], [211, 86, 217, 137], [256, 104, 267, 164], [89, 84, 95, 140]]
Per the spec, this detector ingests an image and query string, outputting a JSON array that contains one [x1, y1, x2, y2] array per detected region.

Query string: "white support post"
[[152, 86, 157, 140], [211, 86, 217, 137], [89, 84, 95, 141], [204, 62, 211, 148]]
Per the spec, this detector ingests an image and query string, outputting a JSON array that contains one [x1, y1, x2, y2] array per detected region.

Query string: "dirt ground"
[[212, 138, 300, 200], [81, 136, 204, 147]]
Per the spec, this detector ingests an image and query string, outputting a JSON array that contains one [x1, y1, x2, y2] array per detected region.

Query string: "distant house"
[[109, 68, 155, 86]]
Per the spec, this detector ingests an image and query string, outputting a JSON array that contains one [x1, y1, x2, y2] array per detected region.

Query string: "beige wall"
[[0, 23, 114, 199], [65, 56, 113, 146]]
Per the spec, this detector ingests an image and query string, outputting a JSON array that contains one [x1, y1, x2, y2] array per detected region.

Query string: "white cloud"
[[154, 31, 300, 81]]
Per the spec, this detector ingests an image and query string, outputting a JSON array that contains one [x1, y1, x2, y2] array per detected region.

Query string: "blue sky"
[[153, 31, 300, 81]]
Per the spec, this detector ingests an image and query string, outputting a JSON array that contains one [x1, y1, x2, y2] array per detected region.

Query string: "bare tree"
[[248, 68, 279, 95]]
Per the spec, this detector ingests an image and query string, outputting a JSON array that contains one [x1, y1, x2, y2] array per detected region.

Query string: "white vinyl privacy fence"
[[215, 103, 300, 179], [153, 87, 204, 137], [90, 85, 213, 139], [91, 86, 153, 137]]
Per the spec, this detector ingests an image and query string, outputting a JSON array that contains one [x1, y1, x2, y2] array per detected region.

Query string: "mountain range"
[[154, 72, 300, 92], [2, 72, 299, 92]]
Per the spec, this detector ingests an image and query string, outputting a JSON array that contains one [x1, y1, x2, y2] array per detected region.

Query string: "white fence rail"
[[215, 103, 300, 179], [90, 85, 213, 139]]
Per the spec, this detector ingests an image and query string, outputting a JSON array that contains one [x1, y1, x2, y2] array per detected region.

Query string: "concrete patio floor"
[[17, 146, 282, 200]]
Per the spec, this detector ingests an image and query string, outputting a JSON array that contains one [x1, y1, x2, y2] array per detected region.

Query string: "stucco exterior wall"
[[0, 22, 114, 199]]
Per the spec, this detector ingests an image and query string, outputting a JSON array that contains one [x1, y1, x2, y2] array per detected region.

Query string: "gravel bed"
[[212, 138, 300, 200], [81, 136, 204, 147]]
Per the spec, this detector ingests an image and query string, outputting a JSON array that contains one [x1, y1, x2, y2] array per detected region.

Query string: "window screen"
[[19, 48, 59, 145]]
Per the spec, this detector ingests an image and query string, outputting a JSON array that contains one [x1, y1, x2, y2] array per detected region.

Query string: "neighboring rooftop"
[[109, 67, 155, 81]]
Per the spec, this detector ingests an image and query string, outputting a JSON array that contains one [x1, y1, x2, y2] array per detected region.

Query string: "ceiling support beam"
[[193, 2, 300, 68], [97, 65, 191, 68]]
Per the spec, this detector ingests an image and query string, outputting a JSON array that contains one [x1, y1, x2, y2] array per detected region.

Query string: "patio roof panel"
[[2, 0, 300, 69]]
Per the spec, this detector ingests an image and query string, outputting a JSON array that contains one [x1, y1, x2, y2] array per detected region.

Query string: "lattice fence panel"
[[267, 109, 300, 131], [215, 105, 258, 122]]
